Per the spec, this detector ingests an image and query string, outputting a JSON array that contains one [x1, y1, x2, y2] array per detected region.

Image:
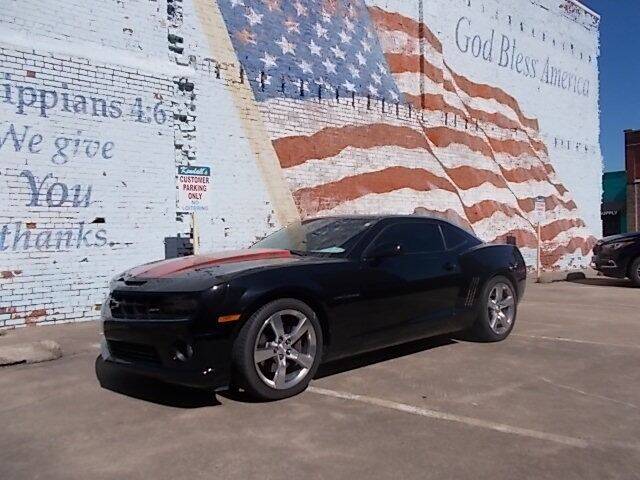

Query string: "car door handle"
[[443, 262, 456, 271]]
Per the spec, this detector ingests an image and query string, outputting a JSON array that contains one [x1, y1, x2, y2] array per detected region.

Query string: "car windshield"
[[251, 218, 377, 256]]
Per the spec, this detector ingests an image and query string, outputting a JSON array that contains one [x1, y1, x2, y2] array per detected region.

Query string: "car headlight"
[[100, 295, 110, 316], [108, 272, 125, 290], [99, 295, 110, 330]]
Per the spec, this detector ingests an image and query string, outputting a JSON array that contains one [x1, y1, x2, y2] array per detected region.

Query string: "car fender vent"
[[465, 277, 480, 307]]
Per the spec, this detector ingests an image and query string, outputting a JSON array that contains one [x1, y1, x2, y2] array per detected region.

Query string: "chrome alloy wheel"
[[487, 282, 515, 335], [253, 309, 317, 390]]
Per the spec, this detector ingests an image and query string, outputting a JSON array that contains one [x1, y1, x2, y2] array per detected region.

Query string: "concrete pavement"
[[1, 279, 639, 480]]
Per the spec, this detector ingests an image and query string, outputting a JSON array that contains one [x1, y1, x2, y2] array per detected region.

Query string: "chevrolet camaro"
[[98, 215, 527, 400]]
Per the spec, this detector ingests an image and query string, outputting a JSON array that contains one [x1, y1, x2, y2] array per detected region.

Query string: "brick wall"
[[0, 0, 602, 328], [0, 1, 180, 327]]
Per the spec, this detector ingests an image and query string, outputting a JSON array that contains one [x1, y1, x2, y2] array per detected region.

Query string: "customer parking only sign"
[[177, 166, 211, 212]]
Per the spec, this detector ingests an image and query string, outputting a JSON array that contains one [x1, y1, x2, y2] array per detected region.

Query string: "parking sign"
[[534, 196, 546, 223], [177, 166, 211, 212]]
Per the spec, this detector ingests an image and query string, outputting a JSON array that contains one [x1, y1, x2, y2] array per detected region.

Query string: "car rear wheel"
[[630, 257, 640, 287], [232, 299, 323, 401], [467, 276, 517, 342]]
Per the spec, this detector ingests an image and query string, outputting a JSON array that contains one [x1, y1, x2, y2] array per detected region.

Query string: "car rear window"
[[441, 223, 479, 250]]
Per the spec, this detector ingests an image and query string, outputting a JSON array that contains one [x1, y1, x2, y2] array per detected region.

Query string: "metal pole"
[[192, 212, 200, 255], [418, 0, 425, 110], [537, 222, 541, 282]]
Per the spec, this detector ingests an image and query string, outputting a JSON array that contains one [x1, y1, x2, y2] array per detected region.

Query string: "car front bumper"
[[101, 318, 234, 390], [591, 254, 626, 278]]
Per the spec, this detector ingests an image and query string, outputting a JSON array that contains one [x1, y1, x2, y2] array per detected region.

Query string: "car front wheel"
[[467, 276, 517, 342], [232, 299, 323, 401]]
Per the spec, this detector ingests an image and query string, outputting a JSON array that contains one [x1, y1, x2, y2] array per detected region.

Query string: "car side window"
[[441, 224, 470, 250], [370, 222, 445, 254]]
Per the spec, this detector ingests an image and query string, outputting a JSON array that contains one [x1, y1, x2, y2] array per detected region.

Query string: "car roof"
[[304, 214, 477, 235], [307, 214, 442, 221]]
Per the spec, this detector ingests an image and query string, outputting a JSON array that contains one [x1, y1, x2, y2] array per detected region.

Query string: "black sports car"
[[98, 215, 527, 400], [591, 232, 640, 286]]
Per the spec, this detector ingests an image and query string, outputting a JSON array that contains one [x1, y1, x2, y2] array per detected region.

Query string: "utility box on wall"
[[164, 237, 194, 259]]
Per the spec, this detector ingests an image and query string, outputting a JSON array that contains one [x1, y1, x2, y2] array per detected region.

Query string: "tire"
[[467, 276, 518, 342], [231, 298, 323, 401], [629, 257, 640, 287]]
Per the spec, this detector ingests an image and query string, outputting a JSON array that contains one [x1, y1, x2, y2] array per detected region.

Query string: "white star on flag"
[[322, 57, 337, 74], [276, 36, 295, 55], [347, 64, 360, 78], [331, 45, 346, 60], [298, 59, 313, 74], [318, 78, 335, 92], [309, 39, 322, 56], [368, 84, 379, 96], [260, 52, 277, 69], [314, 22, 328, 39], [342, 80, 356, 91], [235, 28, 257, 45], [245, 8, 263, 26], [361, 39, 371, 52], [338, 30, 352, 44], [284, 18, 300, 34], [371, 72, 382, 84], [356, 51, 367, 66], [229, 0, 244, 7], [321, 9, 332, 23], [262, 0, 280, 12], [377, 62, 388, 75], [344, 17, 355, 33], [389, 90, 399, 101], [293, 0, 307, 16]]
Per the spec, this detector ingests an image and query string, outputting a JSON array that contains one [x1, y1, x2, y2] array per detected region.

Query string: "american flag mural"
[[217, 0, 597, 269]]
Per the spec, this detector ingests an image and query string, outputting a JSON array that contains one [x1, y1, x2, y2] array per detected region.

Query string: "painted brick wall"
[[0, 1, 179, 327], [0, 0, 601, 328]]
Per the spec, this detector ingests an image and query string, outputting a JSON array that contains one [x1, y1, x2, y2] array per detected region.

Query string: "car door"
[[355, 220, 464, 350]]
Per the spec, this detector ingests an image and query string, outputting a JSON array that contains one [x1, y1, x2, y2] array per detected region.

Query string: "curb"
[[0, 340, 63, 367], [528, 268, 597, 284]]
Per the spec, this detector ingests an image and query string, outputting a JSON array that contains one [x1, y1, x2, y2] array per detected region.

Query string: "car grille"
[[108, 292, 199, 320], [107, 340, 161, 364]]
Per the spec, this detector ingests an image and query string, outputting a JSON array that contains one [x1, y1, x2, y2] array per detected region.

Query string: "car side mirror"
[[367, 242, 404, 260]]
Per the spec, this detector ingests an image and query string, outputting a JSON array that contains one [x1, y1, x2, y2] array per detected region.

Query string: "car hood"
[[112, 249, 303, 292], [599, 232, 640, 244]]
